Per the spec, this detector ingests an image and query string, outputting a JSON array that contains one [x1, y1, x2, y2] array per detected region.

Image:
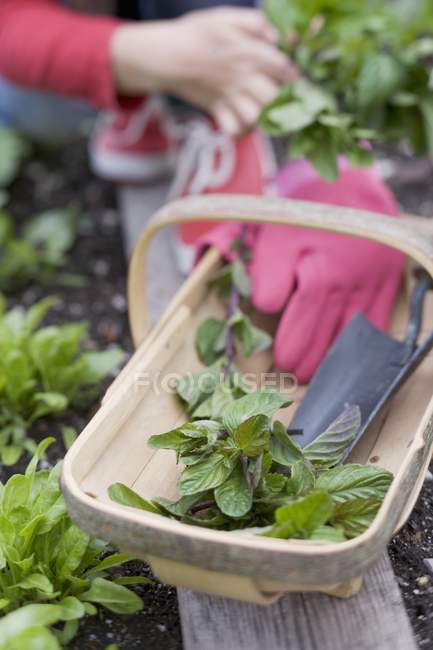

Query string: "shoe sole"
[[89, 149, 176, 183]]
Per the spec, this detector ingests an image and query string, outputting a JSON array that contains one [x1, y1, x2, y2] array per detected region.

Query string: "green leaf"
[[264, 490, 334, 540], [332, 498, 382, 538], [56, 525, 90, 578], [58, 596, 86, 621], [214, 463, 253, 517], [232, 414, 270, 457], [80, 348, 125, 384], [30, 392, 68, 422], [269, 421, 304, 467], [0, 127, 29, 187], [153, 493, 207, 517], [222, 389, 291, 434], [0, 604, 62, 647], [179, 452, 237, 496], [229, 311, 272, 357], [357, 52, 405, 109], [263, 472, 288, 495], [191, 383, 236, 419], [231, 259, 251, 298], [2, 474, 31, 513], [2, 626, 60, 650], [289, 460, 315, 496], [306, 127, 338, 181], [196, 318, 225, 365], [17, 573, 54, 594], [61, 426, 77, 451], [316, 463, 393, 503], [176, 360, 223, 411], [25, 437, 55, 476], [310, 525, 347, 543], [1, 445, 23, 466], [108, 483, 162, 514], [83, 553, 133, 577], [304, 405, 361, 469], [79, 577, 143, 614], [420, 96, 433, 161], [23, 205, 78, 262]]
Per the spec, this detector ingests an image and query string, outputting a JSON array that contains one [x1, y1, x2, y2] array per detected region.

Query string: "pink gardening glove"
[[198, 160, 405, 382]]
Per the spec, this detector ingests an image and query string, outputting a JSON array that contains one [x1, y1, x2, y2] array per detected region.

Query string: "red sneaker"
[[169, 120, 275, 273], [89, 97, 176, 183]]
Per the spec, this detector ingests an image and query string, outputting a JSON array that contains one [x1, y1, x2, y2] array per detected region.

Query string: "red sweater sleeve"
[[0, 0, 122, 108]]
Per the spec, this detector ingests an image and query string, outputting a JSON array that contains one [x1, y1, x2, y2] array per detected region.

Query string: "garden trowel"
[[290, 268, 433, 461]]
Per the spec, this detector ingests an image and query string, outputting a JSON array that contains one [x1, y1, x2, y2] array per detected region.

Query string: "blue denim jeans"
[[0, 0, 256, 141]]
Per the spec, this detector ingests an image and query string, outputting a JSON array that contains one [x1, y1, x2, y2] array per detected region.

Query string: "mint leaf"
[[179, 452, 238, 495], [214, 464, 253, 517], [196, 318, 225, 366], [231, 259, 251, 298], [310, 525, 347, 543], [332, 498, 382, 539], [191, 383, 236, 419], [223, 389, 291, 433], [289, 460, 315, 496], [233, 414, 270, 457], [269, 420, 304, 467], [304, 405, 361, 469], [264, 490, 334, 539], [316, 464, 393, 503]]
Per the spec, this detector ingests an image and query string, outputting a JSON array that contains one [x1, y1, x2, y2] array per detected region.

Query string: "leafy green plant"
[[0, 127, 29, 190], [108, 244, 393, 541], [176, 232, 272, 419], [260, 0, 433, 179], [0, 205, 81, 292], [0, 296, 124, 465], [110, 398, 392, 540], [0, 439, 148, 648]]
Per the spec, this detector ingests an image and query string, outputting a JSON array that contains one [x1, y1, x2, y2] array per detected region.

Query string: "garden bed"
[[0, 142, 181, 650], [2, 139, 433, 648]]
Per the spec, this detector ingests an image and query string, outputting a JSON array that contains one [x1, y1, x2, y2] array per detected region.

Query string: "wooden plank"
[[178, 554, 415, 650], [118, 185, 417, 650]]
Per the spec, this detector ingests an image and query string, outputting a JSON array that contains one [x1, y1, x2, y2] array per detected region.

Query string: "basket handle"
[[128, 193, 433, 347]]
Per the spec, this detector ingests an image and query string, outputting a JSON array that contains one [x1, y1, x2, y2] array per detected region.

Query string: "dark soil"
[[0, 142, 182, 650], [3, 139, 433, 649]]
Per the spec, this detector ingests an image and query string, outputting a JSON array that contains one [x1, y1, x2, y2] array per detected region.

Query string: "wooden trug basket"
[[62, 195, 433, 604]]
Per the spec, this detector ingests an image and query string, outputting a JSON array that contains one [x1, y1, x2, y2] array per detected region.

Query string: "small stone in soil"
[[93, 259, 110, 277], [111, 294, 127, 312]]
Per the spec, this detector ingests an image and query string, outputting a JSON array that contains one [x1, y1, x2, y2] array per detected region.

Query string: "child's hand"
[[111, 8, 295, 135]]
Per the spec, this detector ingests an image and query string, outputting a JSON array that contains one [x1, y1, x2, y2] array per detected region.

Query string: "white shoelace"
[[97, 96, 169, 147], [167, 119, 236, 199]]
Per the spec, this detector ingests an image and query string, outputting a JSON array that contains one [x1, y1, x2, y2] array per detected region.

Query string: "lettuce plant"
[[0, 205, 81, 292], [0, 297, 124, 465], [0, 127, 29, 189], [0, 439, 148, 648]]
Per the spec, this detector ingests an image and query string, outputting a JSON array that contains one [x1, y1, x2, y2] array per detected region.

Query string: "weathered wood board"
[[118, 184, 417, 650]]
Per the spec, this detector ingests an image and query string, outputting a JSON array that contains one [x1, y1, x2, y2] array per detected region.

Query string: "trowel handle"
[[405, 268, 433, 352]]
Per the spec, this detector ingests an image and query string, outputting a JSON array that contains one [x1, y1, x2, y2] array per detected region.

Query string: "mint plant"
[[0, 296, 124, 465], [109, 247, 393, 541], [110, 400, 392, 540], [176, 231, 272, 420], [261, 0, 433, 179], [0, 205, 81, 292], [0, 439, 147, 648]]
